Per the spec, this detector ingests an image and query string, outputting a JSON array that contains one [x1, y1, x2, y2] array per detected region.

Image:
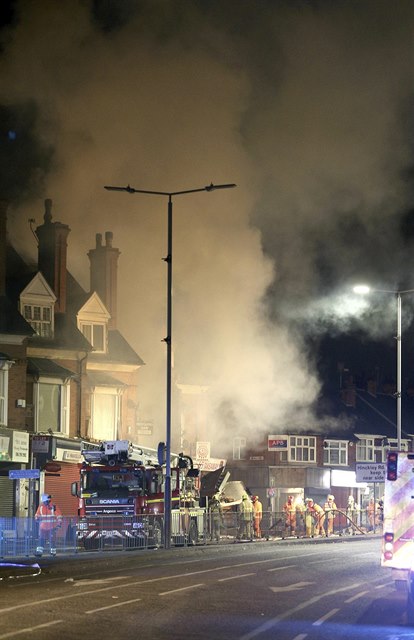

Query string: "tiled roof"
[[27, 358, 77, 380], [0, 295, 34, 335], [88, 329, 145, 366]]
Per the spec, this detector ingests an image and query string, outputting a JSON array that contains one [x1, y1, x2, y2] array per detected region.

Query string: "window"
[[80, 322, 106, 352], [0, 368, 8, 426], [233, 437, 246, 460], [356, 438, 374, 461], [289, 436, 316, 462], [34, 380, 70, 434], [23, 304, 53, 337], [90, 388, 120, 441], [323, 440, 348, 466], [356, 437, 386, 462], [387, 438, 408, 452]]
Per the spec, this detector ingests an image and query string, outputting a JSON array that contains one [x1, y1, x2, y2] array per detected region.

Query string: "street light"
[[105, 181, 236, 547], [353, 285, 414, 450]]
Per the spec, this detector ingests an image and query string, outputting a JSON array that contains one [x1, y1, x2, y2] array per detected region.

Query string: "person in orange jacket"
[[35, 493, 63, 557], [252, 495, 263, 538], [283, 495, 297, 536]]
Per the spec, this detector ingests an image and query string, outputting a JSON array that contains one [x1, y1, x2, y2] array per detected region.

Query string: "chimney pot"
[[44, 198, 52, 223], [105, 231, 113, 247], [96, 233, 102, 248]]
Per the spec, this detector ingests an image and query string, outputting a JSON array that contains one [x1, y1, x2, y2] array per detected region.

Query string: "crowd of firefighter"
[[25, 490, 384, 558], [208, 492, 383, 541]]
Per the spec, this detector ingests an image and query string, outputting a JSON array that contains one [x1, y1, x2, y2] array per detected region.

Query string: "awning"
[[87, 371, 127, 388], [27, 358, 76, 381]]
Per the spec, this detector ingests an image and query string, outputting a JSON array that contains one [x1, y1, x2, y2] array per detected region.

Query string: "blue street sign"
[[8, 469, 40, 480]]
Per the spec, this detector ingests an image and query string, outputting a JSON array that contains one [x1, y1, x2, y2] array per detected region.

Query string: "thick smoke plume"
[[1, 1, 414, 451]]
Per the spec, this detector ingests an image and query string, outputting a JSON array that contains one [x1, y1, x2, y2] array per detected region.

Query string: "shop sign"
[[32, 435, 50, 453], [12, 431, 29, 463], [196, 442, 211, 460], [195, 457, 226, 471], [268, 435, 288, 451], [61, 449, 82, 462]]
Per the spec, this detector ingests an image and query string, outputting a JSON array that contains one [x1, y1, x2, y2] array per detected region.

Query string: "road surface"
[[0, 537, 410, 639]]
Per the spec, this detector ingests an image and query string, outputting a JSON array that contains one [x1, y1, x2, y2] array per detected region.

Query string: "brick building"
[[0, 199, 144, 517]]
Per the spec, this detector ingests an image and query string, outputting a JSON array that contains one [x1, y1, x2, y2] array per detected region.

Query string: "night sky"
[[1, 0, 414, 448]]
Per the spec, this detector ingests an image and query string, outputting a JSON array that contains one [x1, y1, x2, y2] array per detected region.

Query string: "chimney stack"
[[88, 231, 120, 329], [36, 199, 70, 313]]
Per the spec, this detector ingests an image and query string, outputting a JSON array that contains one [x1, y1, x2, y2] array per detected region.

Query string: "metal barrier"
[[0, 508, 378, 558]]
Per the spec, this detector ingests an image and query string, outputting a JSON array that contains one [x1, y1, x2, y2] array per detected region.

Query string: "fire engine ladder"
[[128, 442, 181, 467]]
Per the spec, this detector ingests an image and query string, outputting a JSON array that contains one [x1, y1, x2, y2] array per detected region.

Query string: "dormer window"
[[19, 272, 56, 339], [23, 304, 53, 337], [80, 322, 106, 352], [77, 292, 110, 355]]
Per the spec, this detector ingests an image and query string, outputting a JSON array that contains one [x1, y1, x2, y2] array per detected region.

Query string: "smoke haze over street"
[[1, 0, 414, 449]]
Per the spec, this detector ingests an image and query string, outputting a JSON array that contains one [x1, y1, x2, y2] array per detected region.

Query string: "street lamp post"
[[105, 182, 236, 548], [353, 285, 414, 450]]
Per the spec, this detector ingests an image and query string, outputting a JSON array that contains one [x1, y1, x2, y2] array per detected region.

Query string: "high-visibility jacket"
[[35, 502, 63, 532], [283, 500, 295, 514], [253, 500, 263, 519], [324, 500, 337, 517], [240, 498, 253, 520]]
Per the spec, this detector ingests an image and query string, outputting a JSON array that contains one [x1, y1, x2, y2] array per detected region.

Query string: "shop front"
[[31, 435, 83, 516], [0, 427, 30, 517]]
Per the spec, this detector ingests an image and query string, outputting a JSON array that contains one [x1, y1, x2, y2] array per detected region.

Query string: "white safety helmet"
[[41, 493, 51, 502]]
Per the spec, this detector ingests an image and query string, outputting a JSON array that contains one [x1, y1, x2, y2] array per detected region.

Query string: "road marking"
[[159, 583, 204, 596], [239, 582, 362, 639], [8, 562, 158, 589], [0, 620, 62, 639], [0, 556, 319, 614], [267, 564, 296, 572], [313, 608, 340, 625], [85, 597, 142, 613], [219, 572, 256, 582], [270, 581, 314, 593], [345, 590, 369, 603], [72, 577, 127, 586], [293, 635, 308, 640]]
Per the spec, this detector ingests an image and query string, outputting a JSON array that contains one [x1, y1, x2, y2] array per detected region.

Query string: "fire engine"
[[71, 440, 205, 549], [381, 450, 414, 622]]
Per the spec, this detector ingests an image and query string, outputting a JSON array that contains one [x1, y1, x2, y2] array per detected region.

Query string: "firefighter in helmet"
[[209, 493, 223, 542], [324, 494, 337, 536], [35, 493, 63, 557], [238, 493, 253, 540], [252, 495, 263, 538], [304, 498, 325, 537], [283, 495, 296, 536]]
